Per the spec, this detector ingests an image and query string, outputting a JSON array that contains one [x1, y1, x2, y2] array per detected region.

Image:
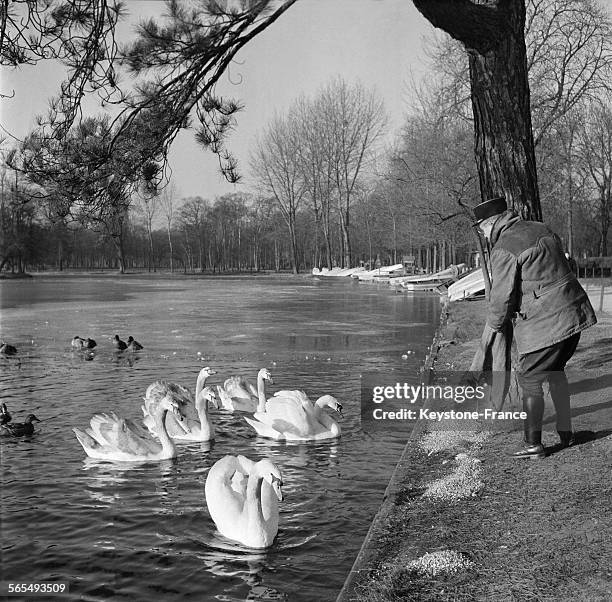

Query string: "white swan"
[[205, 455, 283, 549], [142, 366, 217, 438], [73, 395, 184, 462], [216, 368, 273, 412], [245, 390, 343, 441], [143, 385, 217, 442]]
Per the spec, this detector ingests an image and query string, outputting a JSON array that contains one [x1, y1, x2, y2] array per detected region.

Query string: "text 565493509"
[[1, 582, 69, 596]]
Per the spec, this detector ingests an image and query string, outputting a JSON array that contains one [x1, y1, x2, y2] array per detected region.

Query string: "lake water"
[[0, 275, 439, 601]]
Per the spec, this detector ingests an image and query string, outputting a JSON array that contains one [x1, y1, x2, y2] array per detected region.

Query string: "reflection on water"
[[0, 275, 439, 601]]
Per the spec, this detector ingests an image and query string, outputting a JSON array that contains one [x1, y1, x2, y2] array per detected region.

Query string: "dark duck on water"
[[127, 336, 143, 351], [0, 342, 18, 356], [71, 336, 97, 350], [113, 335, 127, 351], [0, 403, 12, 425], [1, 414, 40, 437]]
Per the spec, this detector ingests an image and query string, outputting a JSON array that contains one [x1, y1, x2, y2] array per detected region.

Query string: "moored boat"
[[354, 263, 404, 281], [446, 268, 486, 301]]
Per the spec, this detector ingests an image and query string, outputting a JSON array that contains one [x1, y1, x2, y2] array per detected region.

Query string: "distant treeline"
[[0, 191, 477, 275]]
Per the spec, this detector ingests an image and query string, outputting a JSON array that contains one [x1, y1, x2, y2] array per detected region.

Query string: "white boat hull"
[[447, 269, 486, 301]]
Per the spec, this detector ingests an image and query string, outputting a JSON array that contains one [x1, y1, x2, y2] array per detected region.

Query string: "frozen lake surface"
[[0, 274, 439, 601]]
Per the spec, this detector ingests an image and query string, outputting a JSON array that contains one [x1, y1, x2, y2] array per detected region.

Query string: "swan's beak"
[[272, 481, 283, 502], [171, 404, 184, 422], [336, 404, 343, 417]]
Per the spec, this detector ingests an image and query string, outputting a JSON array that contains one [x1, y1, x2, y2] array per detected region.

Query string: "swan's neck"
[[313, 401, 340, 435], [195, 373, 207, 401], [196, 401, 213, 438], [155, 409, 176, 457], [246, 471, 265, 524], [256, 376, 267, 413]]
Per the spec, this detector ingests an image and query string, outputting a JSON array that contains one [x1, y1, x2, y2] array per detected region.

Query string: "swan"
[[112, 335, 127, 350], [216, 368, 273, 412], [143, 386, 217, 442], [142, 367, 217, 439], [127, 336, 143, 351], [73, 395, 184, 462], [1, 414, 40, 437], [245, 390, 342, 441], [71, 336, 97, 350], [205, 455, 283, 549]]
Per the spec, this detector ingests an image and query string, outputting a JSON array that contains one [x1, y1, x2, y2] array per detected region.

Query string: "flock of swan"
[[70, 366, 343, 549], [1, 334, 343, 548]]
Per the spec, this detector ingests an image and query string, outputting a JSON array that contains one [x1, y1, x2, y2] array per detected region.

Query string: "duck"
[[216, 368, 273, 412], [205, 455, 283, 548], [71, 336, 97, 350], [127, 336, 143, 351], [112, 335, 127, 351], [0, 342, 18, 356], [73, 394, 184, 462], [142, 366, 217, 439], [244, 390, 342, 441], [0, 402, 11, 425], [143, 385, 217, 442], [1, 414, 40, 437]]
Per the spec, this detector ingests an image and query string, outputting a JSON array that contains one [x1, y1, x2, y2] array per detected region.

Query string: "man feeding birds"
[[473, 196, 596, 459]]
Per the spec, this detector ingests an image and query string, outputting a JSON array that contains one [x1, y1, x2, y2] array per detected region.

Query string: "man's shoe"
[[509, 443, 546, 459], [558, 431, 575, 448]]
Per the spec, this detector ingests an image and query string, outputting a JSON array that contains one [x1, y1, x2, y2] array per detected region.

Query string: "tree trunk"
[[340, 207, 351, 268], [321, 213, 333, 270], [413, 0, 541, 220], [148, 228, 155, 272], [600, 184, 611, 256], [167, 225, 174, 272], [113, 235, 126, 274], [274, 239, 280, 273], [289, 222, 299, 274], [57, 238, 63, 271]]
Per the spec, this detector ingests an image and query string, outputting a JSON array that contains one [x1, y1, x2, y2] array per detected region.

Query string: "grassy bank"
[[345, 299, 612, 602]]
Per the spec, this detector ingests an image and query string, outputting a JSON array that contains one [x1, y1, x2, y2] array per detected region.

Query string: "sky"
[[0, 0, 435, 200]]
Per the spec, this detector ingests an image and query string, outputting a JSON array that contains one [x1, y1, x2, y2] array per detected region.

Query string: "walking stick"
[[472, 224, 492, 301]]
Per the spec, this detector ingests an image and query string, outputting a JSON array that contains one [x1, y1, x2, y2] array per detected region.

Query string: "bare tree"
[[526, 0, 612, 146], [294, 96, 335, 270], [318, 77, 387, 268], [576, 97, 612, 256], [159, 182, 178, 272], [133, 190, 158, 271], [178, 196, 208, 271], [250, 112, 305, 274]]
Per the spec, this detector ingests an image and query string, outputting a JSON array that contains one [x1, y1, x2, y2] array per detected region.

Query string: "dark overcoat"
[[486, 211, 596, 354]]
